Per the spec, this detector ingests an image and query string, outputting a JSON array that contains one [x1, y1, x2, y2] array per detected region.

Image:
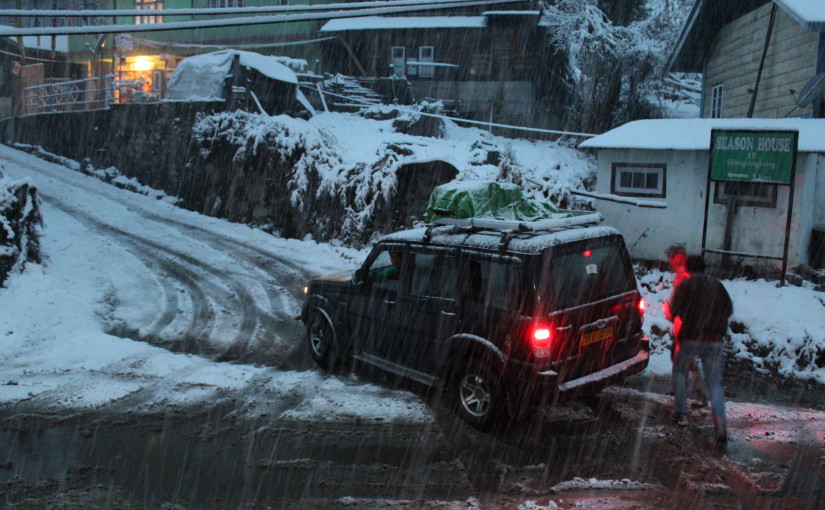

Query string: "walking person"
[[663, 244, 708, 410], [669, 255, 733, 446]]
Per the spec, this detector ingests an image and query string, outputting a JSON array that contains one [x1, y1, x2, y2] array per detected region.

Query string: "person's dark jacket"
[[670, 273, 732, 341]]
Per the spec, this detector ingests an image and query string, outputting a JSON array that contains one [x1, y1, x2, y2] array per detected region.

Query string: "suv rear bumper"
[[550, 349, 649, 400], [508, 338, 649, 411]]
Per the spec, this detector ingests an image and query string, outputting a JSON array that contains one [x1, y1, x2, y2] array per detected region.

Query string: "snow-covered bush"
[[193, 110, 403, 244], [0, 172, 43, 286]]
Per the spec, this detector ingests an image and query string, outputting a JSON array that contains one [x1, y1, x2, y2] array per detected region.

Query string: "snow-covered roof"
[[4, 33, 68, 53], [774, 0, 825, 30], [320, 16, 487, 32], [481, 10, 541, 16], [381, 225, 621, 255], [579, 118, 825, 153]]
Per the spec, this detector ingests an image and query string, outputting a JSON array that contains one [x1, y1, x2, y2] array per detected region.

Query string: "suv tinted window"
[[409, 253, 456, 300], [465, 259, 520, 310], [367, 248, 404, 290], [540, 242, 634, 308]]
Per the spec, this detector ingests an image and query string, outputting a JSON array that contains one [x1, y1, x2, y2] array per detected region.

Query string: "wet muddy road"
[[3, 378, 824, 509]]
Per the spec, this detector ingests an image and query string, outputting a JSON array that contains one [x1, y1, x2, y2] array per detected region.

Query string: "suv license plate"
[[581, 326, 614, 347]]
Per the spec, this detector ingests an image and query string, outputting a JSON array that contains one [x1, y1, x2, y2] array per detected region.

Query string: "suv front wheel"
[[307, 311, 336, 370], [452, 360, 503, 430]]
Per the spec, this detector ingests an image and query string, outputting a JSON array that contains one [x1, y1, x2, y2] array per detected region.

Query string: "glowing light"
[[130, 56, 155, 71], [582, 250, 592, 257], [531, 326, 553, 355]]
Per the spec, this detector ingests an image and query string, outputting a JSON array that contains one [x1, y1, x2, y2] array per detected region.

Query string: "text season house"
[[579, 118, 825, 275], [668, 0, 825, 119], [318, 5, 568, 129]]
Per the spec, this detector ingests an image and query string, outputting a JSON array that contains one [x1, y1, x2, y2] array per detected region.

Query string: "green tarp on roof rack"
[[423, 181, 564, 222]]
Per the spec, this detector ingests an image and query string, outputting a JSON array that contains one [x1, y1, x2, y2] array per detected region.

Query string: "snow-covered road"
[[0, 144, 432, 421]]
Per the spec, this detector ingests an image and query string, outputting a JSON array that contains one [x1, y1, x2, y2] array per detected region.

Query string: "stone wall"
[[6, 101, 227, 195], [3, 103, 457, 245]]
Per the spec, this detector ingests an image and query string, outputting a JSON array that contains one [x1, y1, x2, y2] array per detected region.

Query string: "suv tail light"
[[530, 325, 554, 358]]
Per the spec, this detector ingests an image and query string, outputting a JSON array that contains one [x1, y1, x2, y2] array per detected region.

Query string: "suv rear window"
[[538, 240, 634, 309]]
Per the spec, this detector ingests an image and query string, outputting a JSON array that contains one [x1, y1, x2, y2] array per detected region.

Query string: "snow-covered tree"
[[541, 0, 694, 133]]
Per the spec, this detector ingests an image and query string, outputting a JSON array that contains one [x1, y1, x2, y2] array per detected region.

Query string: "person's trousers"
[[673, 340, 726, 438]]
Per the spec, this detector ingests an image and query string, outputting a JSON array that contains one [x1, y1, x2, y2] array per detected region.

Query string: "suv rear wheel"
[[453, 360, 503, 430], [307, 312, 336, 370]]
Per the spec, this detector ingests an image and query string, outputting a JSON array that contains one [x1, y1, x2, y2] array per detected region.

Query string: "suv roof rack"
[[431, 210, 603, 233]]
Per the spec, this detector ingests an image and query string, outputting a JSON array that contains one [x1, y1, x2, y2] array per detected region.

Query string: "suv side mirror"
[[352, 268, 367, 285]]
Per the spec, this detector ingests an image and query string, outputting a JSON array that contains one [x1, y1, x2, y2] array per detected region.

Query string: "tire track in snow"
[[0, 148, 311, 365], [46, 199, 257, 361]]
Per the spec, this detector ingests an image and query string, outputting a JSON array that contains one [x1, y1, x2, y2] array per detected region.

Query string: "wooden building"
[[668, 0, 825, 119], [318, 4, 568, 129]]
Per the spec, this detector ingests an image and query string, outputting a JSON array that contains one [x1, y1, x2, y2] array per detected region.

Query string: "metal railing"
[[22, 74, 117, 116]]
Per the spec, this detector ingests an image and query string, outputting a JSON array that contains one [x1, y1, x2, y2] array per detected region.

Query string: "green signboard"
[[709, 130, 798, 184]]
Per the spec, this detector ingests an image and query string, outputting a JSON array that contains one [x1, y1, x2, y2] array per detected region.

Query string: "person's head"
[[685, 255, 706, 275], [390, 251, 403, 268], [665, 243, 687, 272]]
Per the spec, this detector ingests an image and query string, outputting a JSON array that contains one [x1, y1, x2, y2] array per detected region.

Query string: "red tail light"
[[531, 325, 553, 358], [638, 299, 646, 312]]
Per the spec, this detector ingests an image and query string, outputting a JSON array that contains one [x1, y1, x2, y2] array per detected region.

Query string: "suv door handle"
[[440, 310, 456, 317], [383, 299, 396, 305]]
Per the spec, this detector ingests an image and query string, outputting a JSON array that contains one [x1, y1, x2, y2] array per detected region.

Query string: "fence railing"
[[22, 74, 118, 116]]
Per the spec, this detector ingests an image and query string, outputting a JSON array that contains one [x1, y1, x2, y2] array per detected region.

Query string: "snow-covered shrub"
[[0, 172, 43, 286], [193, 111, 403, 244]]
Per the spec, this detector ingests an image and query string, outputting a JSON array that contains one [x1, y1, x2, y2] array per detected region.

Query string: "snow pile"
[[278, 377, 434, 424], [551, 477, 660, 492], [639, 268, 825, 384], [192, 108, 595, 244], [0, 170, 42, 286]]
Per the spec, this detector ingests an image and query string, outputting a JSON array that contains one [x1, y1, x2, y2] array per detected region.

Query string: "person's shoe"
[[670, 412, 688, 426], [712, 435, 728, 453]]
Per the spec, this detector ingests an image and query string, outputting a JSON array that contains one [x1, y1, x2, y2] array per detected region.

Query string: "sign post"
[[701, 130, 799, 285]]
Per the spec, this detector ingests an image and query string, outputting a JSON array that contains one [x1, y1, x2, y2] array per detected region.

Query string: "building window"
[[135, 0, 163, 24], [418, 46, 434, 79], [209, 0, 246, 7], [390, 46, 406, 77], [714, 181, 777, 208], [611, 163, 666, 198], [710, 84, 724, 118]]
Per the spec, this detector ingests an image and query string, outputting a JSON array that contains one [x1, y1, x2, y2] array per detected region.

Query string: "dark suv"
[[301, 220, 649, 429]]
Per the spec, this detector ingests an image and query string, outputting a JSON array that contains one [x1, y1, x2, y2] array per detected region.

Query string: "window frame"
[[710, 84, 724, 118], [610, 163, 667, 198], [135, 0, 164, 24], [407, 251, 458, 302], [461, 255, 522, 311], [713, 181, 778, 208], [209, 0, 245, 7], [390, 46, 406, 77], [418, 46, 435, 79]]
